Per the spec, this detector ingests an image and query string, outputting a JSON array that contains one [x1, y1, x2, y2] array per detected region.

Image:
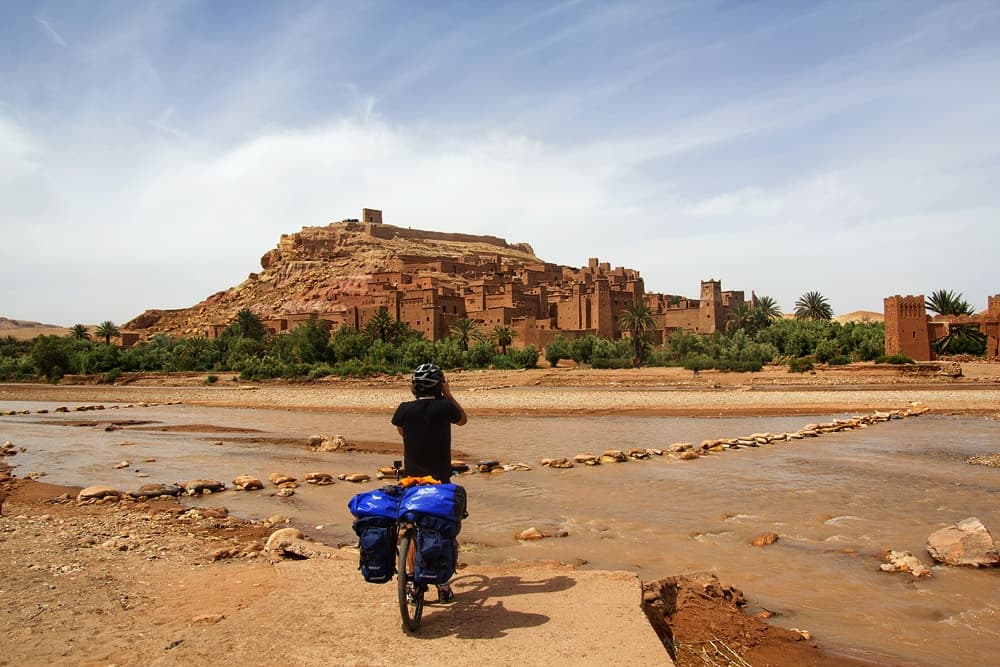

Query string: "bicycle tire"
[[397, 527, 424, 631]]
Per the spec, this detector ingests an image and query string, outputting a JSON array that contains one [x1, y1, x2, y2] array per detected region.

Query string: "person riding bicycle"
[[391, 363, 468, 602]]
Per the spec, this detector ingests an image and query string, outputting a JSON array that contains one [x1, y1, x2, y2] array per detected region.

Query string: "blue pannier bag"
[[412, 514, 460, 585], [398, 483, 467, 522], [348, 486, 403, 520], [352, 516, 397, 584], [348, 486, 403, 584]]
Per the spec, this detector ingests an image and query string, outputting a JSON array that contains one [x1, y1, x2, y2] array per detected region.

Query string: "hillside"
[[124, 219, 541, 336], [0, 317, 68, 340]]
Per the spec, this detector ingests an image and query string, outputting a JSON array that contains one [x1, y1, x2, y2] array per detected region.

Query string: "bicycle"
[[393, 460, 425, 632]]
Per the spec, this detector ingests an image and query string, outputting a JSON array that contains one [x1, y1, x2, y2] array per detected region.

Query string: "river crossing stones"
[[233, 475, 264, 491], [130, 483, 183, 499], [304, 472, 335, 485], [77, 485, 121, 501], [179, 479, 226, 495]]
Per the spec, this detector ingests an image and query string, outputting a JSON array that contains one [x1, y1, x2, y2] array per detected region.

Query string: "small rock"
[[477, 460, 500, 473], [339, 473, 370, 483], [311, 434, 348, 452], [266, 514, 290, 526], [192, 613, 225, 624], [268, 473, 296, 486], [880, 550, 932, 578], [232, 475, 264, 491], [77, 485, 121, 502], [751, 532, 779, 547], [927, 517, 999, 567], [375, 466, 397, 479], [515, 527, 546, 541], [276, 487, 295, 497], [179, 479, 226, 495], [304, 472, 335, 485], [678, 451, 701, 460], [114, 460, 130, 469], [265, 527, 305, 551]]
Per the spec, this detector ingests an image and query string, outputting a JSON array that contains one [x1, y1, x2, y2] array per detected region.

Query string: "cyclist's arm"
[[441, 378, 467, 426]]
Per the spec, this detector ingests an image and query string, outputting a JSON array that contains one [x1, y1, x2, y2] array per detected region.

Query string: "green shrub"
[[206, 374, 219, 384], [591, 357, 633, 369], [813, 339, 841, 363], [491, 353, 521, 370], [103, 368, 122, 384], [545, 336, 572, 368], [465, 341, 494, 369], [512, 345, 539, 369], [788, 357, 814, 373], [681, 354, 715, 371], [875, 354, 915, 365], [828, 355, 851, 366]]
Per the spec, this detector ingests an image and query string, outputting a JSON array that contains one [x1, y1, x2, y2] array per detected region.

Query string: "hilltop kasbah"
[[122, 208, 749, 348]]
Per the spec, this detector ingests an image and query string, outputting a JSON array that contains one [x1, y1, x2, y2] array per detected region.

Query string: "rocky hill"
[[124, 220, 540, 337]]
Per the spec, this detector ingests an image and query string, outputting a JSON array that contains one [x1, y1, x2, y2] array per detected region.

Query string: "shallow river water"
[[2, 400, 999, 666]]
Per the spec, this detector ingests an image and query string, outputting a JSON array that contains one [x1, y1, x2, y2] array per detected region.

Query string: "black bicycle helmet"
[[411, 363, 444, 395]]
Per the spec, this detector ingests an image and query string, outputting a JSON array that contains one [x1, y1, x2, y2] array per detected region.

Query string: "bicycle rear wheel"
[[397, 527, 424, 632]]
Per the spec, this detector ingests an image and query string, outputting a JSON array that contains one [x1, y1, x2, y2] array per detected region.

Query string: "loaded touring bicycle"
[[348, 462, 467, 632]]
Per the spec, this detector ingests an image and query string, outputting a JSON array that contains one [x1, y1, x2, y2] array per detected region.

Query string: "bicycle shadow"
[[410, 572, 576, 640]]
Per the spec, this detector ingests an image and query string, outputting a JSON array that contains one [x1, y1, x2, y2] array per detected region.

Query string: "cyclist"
[[391, 363, 468, 602]]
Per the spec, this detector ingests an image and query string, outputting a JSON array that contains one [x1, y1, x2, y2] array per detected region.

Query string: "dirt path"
[[0, 479, 664, 667]]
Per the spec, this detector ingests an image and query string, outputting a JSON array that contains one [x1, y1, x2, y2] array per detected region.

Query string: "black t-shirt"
[[391, 396, 462, 482]]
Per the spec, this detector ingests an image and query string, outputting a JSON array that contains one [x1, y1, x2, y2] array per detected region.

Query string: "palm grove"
[[1, 289, 985, 382]]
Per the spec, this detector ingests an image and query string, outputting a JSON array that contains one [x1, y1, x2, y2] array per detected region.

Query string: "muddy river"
[[2, 400, 999, 666]]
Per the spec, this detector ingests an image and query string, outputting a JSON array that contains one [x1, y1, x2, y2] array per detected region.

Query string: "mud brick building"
[[884, 294, 1000, 360], [132, 209, 751, 347]]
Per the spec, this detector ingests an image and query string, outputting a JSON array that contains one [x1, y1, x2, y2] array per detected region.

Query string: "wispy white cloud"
[[35, 15, 66, 47], [147, 106, 186, 140]]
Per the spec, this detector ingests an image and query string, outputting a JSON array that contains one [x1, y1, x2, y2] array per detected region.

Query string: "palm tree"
[[491, 325, 516, 355], [617, 303, 656, 364], [726, 303, 755, 334], [753, 295, 782, 321], [925, 289, 974, 316], [94, 320, 120, 345], [69, 324, 91, 340], [794, 292, 833, 321], [363, 308, 396, 344], [233, 308, 267, 341], [450, 317, 479, 351], [926, 289, 983, 354]]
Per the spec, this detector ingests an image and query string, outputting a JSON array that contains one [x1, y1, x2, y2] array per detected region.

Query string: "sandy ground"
[[3, 362, 996, 666], [0, 477, 665, 667]]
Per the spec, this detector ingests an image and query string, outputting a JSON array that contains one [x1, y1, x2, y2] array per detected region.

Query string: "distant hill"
[[0, 317, 69, 340], [0, 317, 62, 330], [835, 310, 884, 324]]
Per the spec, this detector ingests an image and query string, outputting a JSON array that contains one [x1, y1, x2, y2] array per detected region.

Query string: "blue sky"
[[2, 1, 999, 325]]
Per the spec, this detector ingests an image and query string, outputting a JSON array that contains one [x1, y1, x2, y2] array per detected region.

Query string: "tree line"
[[0, 289, 985, 383]]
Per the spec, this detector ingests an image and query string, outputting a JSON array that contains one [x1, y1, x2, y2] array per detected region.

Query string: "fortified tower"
[[884, 295, 931, 360], [987, 295, 1000, 357], [699, 280, 723, 334]]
